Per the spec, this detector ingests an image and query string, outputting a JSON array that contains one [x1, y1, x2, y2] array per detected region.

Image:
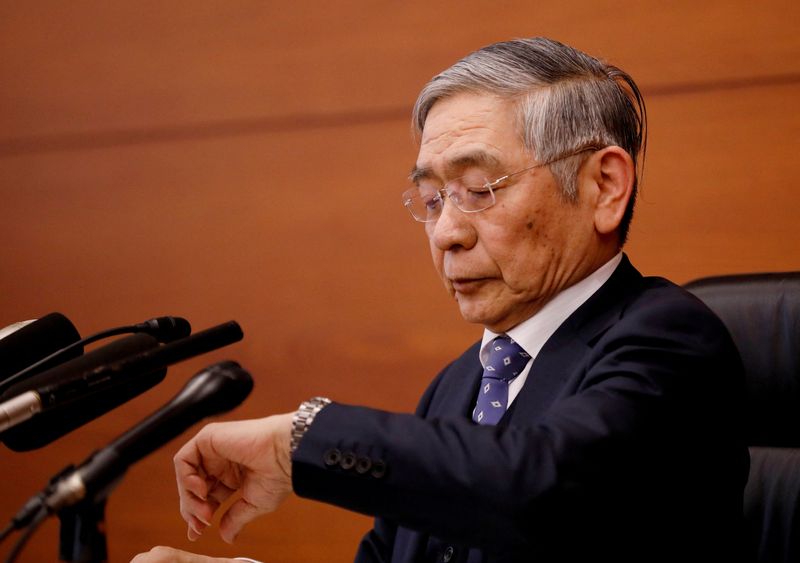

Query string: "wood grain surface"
[[1, 1, 798, 561]]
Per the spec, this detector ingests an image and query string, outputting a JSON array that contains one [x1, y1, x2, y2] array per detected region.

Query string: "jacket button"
[[340, 451, 357, 470], [443, 546, 454, 562], [370, 459, 387, 479], [355, 456, 372, 474], [323, 448, 341, 466]]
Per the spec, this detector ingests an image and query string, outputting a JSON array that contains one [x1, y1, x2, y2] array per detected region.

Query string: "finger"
[[181, 482, 220, 518], [176, 442, 219, 530], [175, 429, 243, 511], [180, 493, 214, 535], [175, 444, 210, 500], [179, 478, 230, 533], [182, 472, 211, 501], [218, 497, 263, 544], [187, 521, 202, 542], [130, 546, 238, 562], [206, 477, 236, 506], [130, 545, 186, 562]]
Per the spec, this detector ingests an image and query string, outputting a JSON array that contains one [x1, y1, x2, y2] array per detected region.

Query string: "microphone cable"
[[2, 505, 46, 563], [0, 316, 190, 395], [0, 476, 55, 550]]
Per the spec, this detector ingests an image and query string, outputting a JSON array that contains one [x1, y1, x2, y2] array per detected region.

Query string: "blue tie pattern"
[[472, 336, 530, 425]]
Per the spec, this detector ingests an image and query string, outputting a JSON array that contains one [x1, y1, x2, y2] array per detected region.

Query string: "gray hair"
[[412, 37, 646, 244]]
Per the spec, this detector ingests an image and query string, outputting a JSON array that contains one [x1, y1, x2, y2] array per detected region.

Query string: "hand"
[[130, 546, 242, 562], [174, 413, 294, 544]]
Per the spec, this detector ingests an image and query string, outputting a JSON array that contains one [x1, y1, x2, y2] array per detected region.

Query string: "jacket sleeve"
[[292, 290, 747, 552]]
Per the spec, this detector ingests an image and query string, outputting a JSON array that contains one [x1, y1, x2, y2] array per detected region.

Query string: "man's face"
[[415, 93, 603, 332]]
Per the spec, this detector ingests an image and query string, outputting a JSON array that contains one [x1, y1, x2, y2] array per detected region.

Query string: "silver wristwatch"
[[290, 396, 331, 454]]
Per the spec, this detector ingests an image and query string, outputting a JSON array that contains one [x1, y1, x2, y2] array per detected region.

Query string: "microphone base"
[[58, 498, 108, 563]]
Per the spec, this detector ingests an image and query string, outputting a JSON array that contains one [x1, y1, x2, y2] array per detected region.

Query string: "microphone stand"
[[58, 497, 108, 563], [41, 462, 121, 563], [4, 359, 252, 563]]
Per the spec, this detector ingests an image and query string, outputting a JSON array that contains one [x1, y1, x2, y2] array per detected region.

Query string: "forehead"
[[415, 93, 527, 179]]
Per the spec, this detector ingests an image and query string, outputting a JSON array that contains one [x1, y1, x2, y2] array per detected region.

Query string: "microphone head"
[[0, 319, 36, 340], [179, 361, 254, 414], [0, 313, 82, 385], [70, 361, 253, 499], [0, 333, 165, 451], [138, 316, 192, 343]]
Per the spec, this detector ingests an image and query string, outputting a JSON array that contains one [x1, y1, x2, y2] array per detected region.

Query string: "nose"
[[427, 197, 477, 251]]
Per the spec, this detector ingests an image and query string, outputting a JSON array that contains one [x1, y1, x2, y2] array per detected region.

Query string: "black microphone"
[[2, 316, 191, 393], [0, 313, 82, 387], [0, 319, 35, 340], [31, 361, 253, 515], [0, 334, 164, 450], [0, 321, 243, 451]]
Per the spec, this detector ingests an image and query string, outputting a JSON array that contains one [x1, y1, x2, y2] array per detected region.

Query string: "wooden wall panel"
[[2, 0, 798, 146], [1, 1, 798, 561], [629, 82, 800, 279]]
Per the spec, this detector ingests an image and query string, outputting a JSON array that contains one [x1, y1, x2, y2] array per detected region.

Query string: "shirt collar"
[[480, 253, 623, 366]]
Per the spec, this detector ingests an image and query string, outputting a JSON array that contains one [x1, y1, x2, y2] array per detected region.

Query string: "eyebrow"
[[410, 151, 503, 183]]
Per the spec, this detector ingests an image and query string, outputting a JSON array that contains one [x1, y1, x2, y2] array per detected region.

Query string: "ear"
[[587, 146, 635, 237]]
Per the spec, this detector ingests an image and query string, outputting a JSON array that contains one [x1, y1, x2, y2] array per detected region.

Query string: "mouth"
[[449, 277, 489, 294]]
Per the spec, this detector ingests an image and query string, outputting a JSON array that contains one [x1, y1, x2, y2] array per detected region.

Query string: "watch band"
[[290, 396, 331, 454]]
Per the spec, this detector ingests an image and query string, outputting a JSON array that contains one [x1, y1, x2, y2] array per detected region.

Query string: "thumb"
[[218, 497, 264, 544]]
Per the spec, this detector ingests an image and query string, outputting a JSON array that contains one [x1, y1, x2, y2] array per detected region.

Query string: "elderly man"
[[134, 38, 748, 563]]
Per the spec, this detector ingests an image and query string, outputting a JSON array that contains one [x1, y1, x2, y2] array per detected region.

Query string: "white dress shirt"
[[479, 253, 622, 406]]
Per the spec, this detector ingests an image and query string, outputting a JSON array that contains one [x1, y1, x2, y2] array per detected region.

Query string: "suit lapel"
[[503, 255, 643, 426], [423, 340, 484, 420]]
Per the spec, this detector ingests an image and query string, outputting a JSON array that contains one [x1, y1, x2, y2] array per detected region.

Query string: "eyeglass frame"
[[401, 145, 604, 223]]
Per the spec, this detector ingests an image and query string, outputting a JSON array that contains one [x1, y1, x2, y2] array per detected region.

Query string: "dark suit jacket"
[[292, 257, 749, 562]]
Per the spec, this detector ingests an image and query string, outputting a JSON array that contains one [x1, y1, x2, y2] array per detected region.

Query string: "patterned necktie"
[[472, 336, 530, 425]]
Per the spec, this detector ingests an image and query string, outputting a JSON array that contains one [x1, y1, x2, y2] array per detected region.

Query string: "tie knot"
[[484, 336, 530, 382]]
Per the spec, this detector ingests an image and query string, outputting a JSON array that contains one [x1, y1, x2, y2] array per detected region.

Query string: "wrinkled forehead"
[[413, 93, 528, 181], [410, 151, 502, 184]]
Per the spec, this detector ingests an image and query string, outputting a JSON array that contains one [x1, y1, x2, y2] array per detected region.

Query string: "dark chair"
[[685, 272, 800, 563]]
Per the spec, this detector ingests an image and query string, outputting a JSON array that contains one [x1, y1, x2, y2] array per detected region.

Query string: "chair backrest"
[[685, 272, 800, 563]]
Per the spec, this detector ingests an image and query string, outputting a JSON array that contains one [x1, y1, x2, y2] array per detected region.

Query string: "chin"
[[457, 304, 497, 328]]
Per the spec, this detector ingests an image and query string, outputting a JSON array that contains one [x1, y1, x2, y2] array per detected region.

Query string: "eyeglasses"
[[401, 146, 602, 223]]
